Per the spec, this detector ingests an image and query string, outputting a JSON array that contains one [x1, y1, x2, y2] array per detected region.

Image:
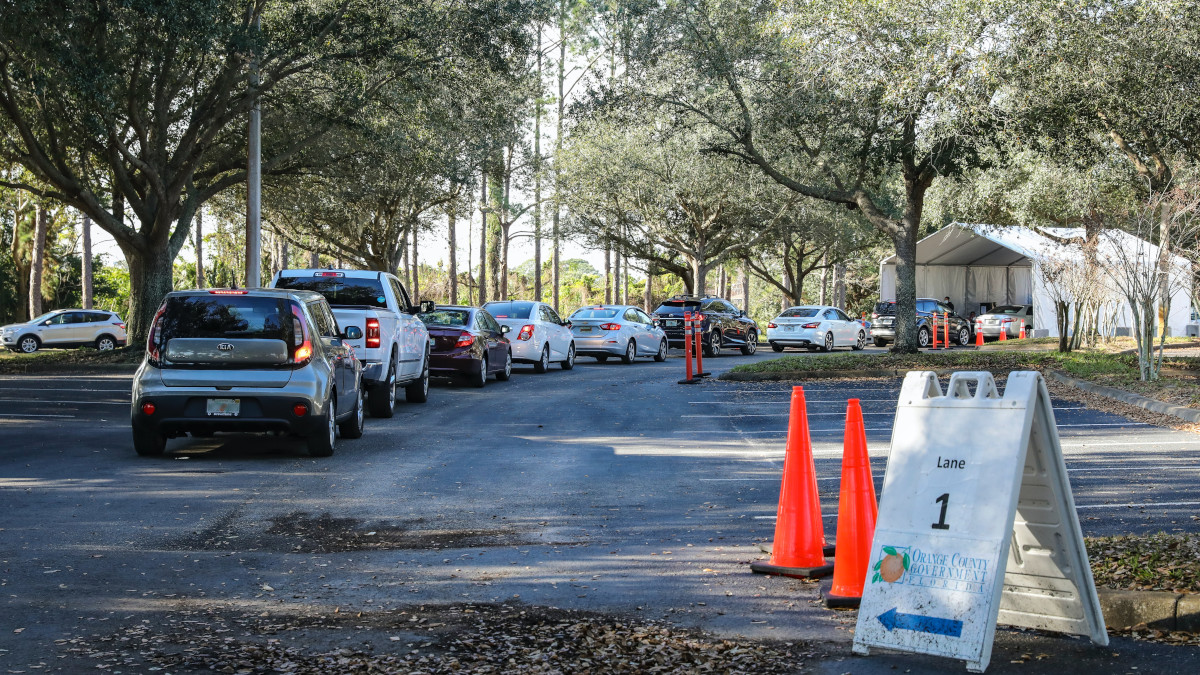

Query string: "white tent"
[[878, 223, 1193, 338]]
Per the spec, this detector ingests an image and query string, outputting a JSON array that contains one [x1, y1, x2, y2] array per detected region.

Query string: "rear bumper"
[[573, 336, 625, 356], [509, 338, 543, 363], [131, 393, 327, 436], [429, 352, 481, 376]]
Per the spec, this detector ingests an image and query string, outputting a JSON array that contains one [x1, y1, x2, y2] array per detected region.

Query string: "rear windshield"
[[654, 300, 700, 316], [990, 305, 1026, 315], [274, 275, 387, 309], [780, 307, 820, 318], [419, 309, 472, 327], [571, 308, 619, 319], [161, 296, 292, 341], [874, 302, 896, 315], [484, 301, 534, 319]]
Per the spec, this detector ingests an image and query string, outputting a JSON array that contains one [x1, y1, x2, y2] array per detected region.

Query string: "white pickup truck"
[[270, 269, 432, 417]]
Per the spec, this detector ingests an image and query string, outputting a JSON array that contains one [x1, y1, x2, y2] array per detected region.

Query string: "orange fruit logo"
[[871, 546, 910, 584]]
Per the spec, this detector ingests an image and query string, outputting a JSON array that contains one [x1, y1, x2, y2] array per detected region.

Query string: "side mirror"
[[501, 325, 511, 334], [564, 321, 573, 329], [42, 320, 52, 326], [342, 326, 363, 340], [417, 300, 436, 314]]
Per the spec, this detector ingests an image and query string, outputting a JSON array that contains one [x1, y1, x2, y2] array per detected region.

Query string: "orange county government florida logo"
[[871, 545, 910, 584]]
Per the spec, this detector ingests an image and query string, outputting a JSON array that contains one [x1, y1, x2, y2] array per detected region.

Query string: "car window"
[[484, 312, 502, 333], [420, 309, 472, 327], [636, 310, 654, 324], [484, 301, 534, 319], [160, 296, 292, 341], [274, 274, 388, 309], [623, 309, 641, 323], [543, 306, 563, 324], [572, 307, 619, 319], [781, 307, 820, 318], [389, 277, 413, 310], [917, 300, 936, 313], [701, 300, 719, 312], [321, 303, 341, 336], [936, 303, 952, 315], [88, 312, 112, 323], [823, 309, 839, 320], [48, 313, 71, 325], [721, 301, 738, 313], [835, 309, 852, 322], [307, 302, 336, 337]]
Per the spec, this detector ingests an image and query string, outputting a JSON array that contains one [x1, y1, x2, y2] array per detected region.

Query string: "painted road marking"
[[0, 399, 126, 405], [0, 413, 76, 418]]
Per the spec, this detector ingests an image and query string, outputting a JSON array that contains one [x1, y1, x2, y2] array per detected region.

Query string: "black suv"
[[870, 298, 974, 348], [653, 296, 759, 356]]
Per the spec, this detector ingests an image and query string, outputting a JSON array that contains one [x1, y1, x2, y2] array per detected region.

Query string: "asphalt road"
[[1, 347, 1198, 673]]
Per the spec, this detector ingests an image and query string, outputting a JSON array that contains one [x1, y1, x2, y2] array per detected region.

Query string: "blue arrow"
[[877, 607, 963, 638]]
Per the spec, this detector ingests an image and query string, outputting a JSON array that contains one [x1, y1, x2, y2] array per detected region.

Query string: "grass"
[[0, 346, 142, 374], [1087, 533, 1200, 593]]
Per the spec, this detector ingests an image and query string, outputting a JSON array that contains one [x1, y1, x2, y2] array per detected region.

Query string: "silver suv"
[[2, 309, 127, 352], [131, 289, 364, 457]]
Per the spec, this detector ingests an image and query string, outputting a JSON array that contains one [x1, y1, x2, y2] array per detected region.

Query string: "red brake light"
[[801, 322, 820, 329], [146, 305, 166, 364], [290, 304, 313, 366], [599, 323, 621, 331], [767, 322, 777, 329], [208, 289, 248, 295], [455, 331, 475, 348], [517, 324, 534, 341], [293, 403, 308, 417], [695, 313, 706, 322], [313, 271, 344, 277], [366, 318, 381, 348], [140, 402, 156, 416], [114, 322, 125, 330]]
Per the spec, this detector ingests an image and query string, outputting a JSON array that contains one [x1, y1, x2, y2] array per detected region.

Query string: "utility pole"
[[245, 13, 262, 288]]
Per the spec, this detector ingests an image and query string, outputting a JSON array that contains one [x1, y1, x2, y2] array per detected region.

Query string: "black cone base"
[[823, 590, 861, 609], [759, 542, 835, 557], [750, 559, 834, 579], [677, 378, 700, 385]]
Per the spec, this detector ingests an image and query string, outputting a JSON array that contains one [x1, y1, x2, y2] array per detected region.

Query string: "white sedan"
[[482, 300, 576, 372], [766, 305, 867, 352]]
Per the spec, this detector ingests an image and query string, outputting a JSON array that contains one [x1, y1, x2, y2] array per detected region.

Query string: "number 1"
[[932, 493, 950, 530]]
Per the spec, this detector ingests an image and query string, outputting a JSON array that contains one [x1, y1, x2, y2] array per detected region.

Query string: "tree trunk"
[[195, 210, 206, 288], [819, 253, 828, 306], [553, 0, 566, 313], [643, 263, 653, 311], [29, 206, 47, 318], [834, 263, 846, 310], [308, 250, 319, 267], [691, 257, 709, 298], [478, 172, 488, 305], [82, 213, 94, 309], [533, 25, 544, 303], [741, 259, 750, 313], [280, 240, 288, 271], [411, 231, 420, 302], [890, 226, 919, 353], [448, 201, 458, 305], [604, 246, 611, 303], [124, 245, 174, 343]]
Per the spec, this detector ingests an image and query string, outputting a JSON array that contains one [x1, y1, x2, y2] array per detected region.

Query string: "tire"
[[853, 331, 867, 351], [653, 339, 667, 362], [740, 330, 757, 355], [621, 339, 636, 364], [595, 355, 609, 363], [533, 345, 550, 373], [405, 351, 430, 402], [957, 327, 971, 346], [822, 332, 834, 352], [307, 397, 336, 457], [17, 335, 39, 353], [95, 334, 117, 351], [873, 337, 887, 347], [561, 343, 576, 370], [496, 350, 512, 380], [473, 355, 488, 388], [132, 427, 166, 457], [338, 384, 364, 439], [771, 343, 784, 353], [918, 327, 932, 349], [704, 331, 722, 357], [367, 356, 397, 418]]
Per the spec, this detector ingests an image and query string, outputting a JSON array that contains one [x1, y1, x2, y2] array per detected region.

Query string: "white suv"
[[2, 309, 128, 353]]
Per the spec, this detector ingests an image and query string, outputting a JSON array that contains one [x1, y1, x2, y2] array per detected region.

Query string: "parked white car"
[[271, 269, 433, 417], [483, 300, 576, 372], [1, 309, 127, 353], [569, 305, 668, 363], [975, 304, 1034, 339], [766, 305, 867, 352]]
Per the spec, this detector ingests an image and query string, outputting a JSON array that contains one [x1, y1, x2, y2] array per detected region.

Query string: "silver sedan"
[[975, 304, 1033, 339], [569, 305, 668, 363]]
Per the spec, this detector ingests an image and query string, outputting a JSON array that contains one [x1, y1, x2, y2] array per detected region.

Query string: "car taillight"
[[871, 312, 879, 319], [146, 305, 166, 364], [114, 322, 126, 330], [292, 403, 308, 417], [366, 318, 380, 348], [208, 289, 248, 295], [695, 313, 706, 322], [517, 324, 534, 341], [802, 322, 820, 329], [140, 402, 156, 415], [290, 304, 313, 366], [599, 323, 621, 331], [767, 322, 777, 329], [455, 331, 475, 348]]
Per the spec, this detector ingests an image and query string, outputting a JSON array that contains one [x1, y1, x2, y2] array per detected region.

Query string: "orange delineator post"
[[931, 314, 939, 350], [678, 311, 697, 385], [751, 386, 834, 579], [943, 312, 951, 348], [693, 312, 708, 378], [824, 399, 879, 608]]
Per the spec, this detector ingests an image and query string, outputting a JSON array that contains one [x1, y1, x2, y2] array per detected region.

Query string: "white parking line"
[[0, 413, 76, 418], [0, 387, 129, 392], [0, 399, 126, 405], [687, 402, 1090, 411], [1075, 501, 1200, 510]]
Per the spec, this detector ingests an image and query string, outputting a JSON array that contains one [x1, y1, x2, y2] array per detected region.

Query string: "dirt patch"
[[1043, 378, 1200, 433], [165, 511, 533, 553], [65, 603, 818, 674], [1088, 533, 1200, 594]]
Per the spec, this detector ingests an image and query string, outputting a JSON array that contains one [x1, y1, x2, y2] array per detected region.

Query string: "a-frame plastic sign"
[[852, 371, 1107, 672]]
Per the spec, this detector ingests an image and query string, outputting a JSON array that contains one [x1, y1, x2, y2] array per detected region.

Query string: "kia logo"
[[217, 343, 235, 351]]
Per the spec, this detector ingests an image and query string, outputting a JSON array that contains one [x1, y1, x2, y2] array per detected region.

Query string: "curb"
[[1045, 370, 1200, 424], [1097, 589, 1200, 631]]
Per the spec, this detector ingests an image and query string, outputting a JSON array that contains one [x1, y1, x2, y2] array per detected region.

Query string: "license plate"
[[579, 326, 593, 333], [665, 320, 680, 327], [206, 398, 240, 417], [783, 326, 794, 332]]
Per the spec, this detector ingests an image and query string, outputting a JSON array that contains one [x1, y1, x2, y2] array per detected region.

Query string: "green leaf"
[[903, 552, 911, 569], [883, 546, 897, 556]]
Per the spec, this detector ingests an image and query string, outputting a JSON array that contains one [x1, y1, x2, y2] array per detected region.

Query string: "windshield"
[[571, 308, 619, 319], [484, 301, 534, 319], [161, 296, 292, 341], [874, 302, 896, 315], [273, 275, 387, 309], [419, 309, 472, 327], [28, 311, 59, 324], [990, 305, 1026, 315], [780, 307, 820, 318]]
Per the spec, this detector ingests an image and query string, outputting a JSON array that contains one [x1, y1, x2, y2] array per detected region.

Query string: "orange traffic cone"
[[824, 399, 879, 608], [1019, 320, 1027, 339], [752, 386, 834, 579], [998, 323, 1008, 341], [975, 324, 984, 347]]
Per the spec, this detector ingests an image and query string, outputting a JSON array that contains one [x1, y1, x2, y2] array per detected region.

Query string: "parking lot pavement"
[[0, 354, 1198, 673]]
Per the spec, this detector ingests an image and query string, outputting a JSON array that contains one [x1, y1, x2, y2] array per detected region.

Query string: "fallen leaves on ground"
[[1087, 533, 1200, 593]]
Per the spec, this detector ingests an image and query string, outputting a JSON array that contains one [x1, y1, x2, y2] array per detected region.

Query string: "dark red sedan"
[[418, 305, 512, 387]]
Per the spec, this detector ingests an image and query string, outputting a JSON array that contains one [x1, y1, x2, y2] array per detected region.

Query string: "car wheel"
[[621, 339, 636, 364], [957, 327, 971, 346], [338, 384, 364, 439], [822, 332, 834, 352], [653, 339, 667, 362], [307, 396, 337, 457], [704, 332, 721, 357], [595, 355, 609, 363], [533, 345, 550, 373], [132, 427, 166, 457], [918, 327, 932, 349], [496, 350, 512, 380], [740, 330, 757, 355], [561, 343, 576, 370], [95, 335, 117, 351], [474, 354, 489, 388], [405, 351, 429, 402], [853, 331, 866, 351], [873, 337, 888, 347], [367, 356, 397, 418], [17, 335, 39, 353], [771, 343, 784, 353]]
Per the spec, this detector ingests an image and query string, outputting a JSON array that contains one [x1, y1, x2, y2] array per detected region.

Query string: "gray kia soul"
[[131, 288, 365, 457]]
